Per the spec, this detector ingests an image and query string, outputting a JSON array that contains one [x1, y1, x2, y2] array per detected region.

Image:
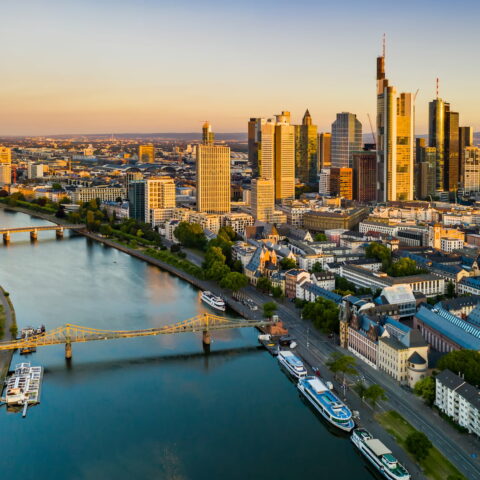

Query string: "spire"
[[436, 77, 439, 99], [302, 109, 312, 126]]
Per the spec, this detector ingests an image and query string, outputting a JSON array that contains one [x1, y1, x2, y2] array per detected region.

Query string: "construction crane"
[[367, 113, 376, 146]]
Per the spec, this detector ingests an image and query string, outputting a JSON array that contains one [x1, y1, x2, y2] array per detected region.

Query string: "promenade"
[[0, 286, 16, 383]]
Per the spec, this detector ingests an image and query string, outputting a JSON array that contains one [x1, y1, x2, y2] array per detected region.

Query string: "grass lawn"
[[376, 410, 467, 480]]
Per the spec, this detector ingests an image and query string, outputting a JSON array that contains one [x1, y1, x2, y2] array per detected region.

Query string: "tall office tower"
[[353, 152, 376, 202], [125, 169, 143, 188], [0, 146, 11, 163], [395, 93, 414, 200], [145, 177, 176, 223], [463, 147, 480, 194], [294, 109, 318, 185], [318, 169, 331, 195], [128, 181, 146, 222], [202, 121, 215, 145], [248, 117, 264, 175], [416, 146, 437, 199], [138, 144, 155, 163], [251, 178, 275, 222], [331, 112, 362, 168], [196, 124, 231, 214], [428, 97, 445, 191], [274, 111, 295, 201], [318, 132, 331, 171], [259, 120, 275, 180], [330, 167, 353, 200], [445, 107, 459, 192], [459, 126, 473, 184], [0, 164, 11, 186]]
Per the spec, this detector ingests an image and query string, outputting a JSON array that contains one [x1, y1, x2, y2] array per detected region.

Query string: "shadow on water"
[[44, 344, 264, 381]]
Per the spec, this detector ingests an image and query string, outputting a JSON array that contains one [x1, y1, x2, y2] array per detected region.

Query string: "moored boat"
[[297, 376, 354, 432], [351, 428, 410, 480], [3, 362, 43, 407], [201, 291, 226, 312], [277, 350, 307, 379]]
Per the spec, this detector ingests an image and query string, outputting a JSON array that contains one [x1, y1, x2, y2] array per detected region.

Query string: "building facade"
[[331, 112, 362, 168], [294, 109, 318, 185]]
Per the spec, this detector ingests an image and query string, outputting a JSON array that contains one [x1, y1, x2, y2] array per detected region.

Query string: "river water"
[[0, 209, 373, 480]]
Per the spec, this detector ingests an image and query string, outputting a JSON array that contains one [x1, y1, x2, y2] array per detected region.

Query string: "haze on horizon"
[[1, 0, 479, 136]]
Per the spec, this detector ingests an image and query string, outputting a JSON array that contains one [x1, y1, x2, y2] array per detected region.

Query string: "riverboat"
[[351, 428, 410, 480], [297, 376, 355, 432], [201, 291, 226, 312], [19, 325, 45, 355], [277, 350, 307, 379], [3, 362, 43, 406]]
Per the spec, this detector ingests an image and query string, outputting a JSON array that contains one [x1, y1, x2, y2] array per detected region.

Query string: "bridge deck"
[[0, 225, 82, 233]]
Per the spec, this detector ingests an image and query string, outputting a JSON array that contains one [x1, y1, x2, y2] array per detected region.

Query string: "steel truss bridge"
[[0, 314, 273, 358]]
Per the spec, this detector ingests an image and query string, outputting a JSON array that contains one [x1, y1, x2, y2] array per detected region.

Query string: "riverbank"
[[0, 285, 16, 383]]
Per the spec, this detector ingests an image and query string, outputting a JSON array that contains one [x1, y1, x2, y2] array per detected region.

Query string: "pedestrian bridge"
[[0, 313, 273, 358], [0, 225, 84, 242]]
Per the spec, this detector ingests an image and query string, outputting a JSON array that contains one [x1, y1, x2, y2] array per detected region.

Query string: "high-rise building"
[[376, 49, 413, 201], [330, 167, 353, 200], [463, 147, 480, 194], [128, 181, 146, 222], [294, 109, 318, 185], [259, 120, 275, 180], [429, 97, 460, 192], [248, 118, 263, 176], [416, 146, 437, 199], [251, 178, 274, 222], [145, 177, 176, 223], [353, 152, 376, 202], [138, 144, 155, 163], [0, 164, 11, 187], [318, 133, 331, 171], [274, 111, 295, 201], [196, 124, 231, 214], [331, 112, 362, 168], [459, 126, 473, 184], [318, 169, 331, 195], [0, 146, 11, 164], [202, 121, 215, 145], [125, 169, 143, 187]]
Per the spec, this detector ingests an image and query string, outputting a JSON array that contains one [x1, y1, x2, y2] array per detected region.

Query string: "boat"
[[277, 350, 307, 379], [19, 325, 45, 355], [201, 291, 226, 312], [351, 428, 410, 480], [3, 363, 43, 408], [297, 376, 355, 432]]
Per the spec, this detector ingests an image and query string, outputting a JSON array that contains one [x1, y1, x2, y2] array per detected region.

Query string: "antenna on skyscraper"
[[382, 33, 386, 58], [436, 78, 439, 99]]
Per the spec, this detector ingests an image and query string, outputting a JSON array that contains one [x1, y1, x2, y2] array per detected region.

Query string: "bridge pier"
[[30, 230, 38, 241], [202, 330, 211, 346], [3, 232, 10, 244], [56, 228, 64, 239], [65, 342, 72, 359]]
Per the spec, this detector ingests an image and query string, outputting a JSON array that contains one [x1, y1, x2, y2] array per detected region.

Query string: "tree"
[[206, 261, 231, 282], [136, 229, 144, 238], [272, 286, 283, 298], [219, 272, 248, 292], [174, 222, 207, 249], [405, 431, 432, 461], [257, 276, 272, 293], [365, 242, 391, 264], [314, 233, 327, 242], [326, 352, 357, 382], [51, 182, 63, 191], [302, 298, 340, 333], [413, 376, 436, 406], [280, 257, 297, 270], [263, 301, 277, 318], [446, 281, 456, 298], [335, 276, 356, 295], [363, 384, 387, 408], [204, 246, 226, 268], [170, 244, 181, 253], [387, 257, 426, 277], [311, 262, 323, 273], [437, 350, 480, 386]]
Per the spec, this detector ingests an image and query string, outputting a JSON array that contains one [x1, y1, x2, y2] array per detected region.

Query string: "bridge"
[[0, 225, 84, 242], [0, 314, 273, 358]]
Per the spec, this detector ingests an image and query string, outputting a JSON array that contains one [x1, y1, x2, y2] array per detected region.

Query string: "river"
[[0, 208, 374, 480]]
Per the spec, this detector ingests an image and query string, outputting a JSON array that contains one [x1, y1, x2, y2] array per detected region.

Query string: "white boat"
[[277, 350, 307, 379], [4, 362, 43, 406], [201, 291, 226, 312], [297, 376, 355, 432], [351, 429, 410, 480]]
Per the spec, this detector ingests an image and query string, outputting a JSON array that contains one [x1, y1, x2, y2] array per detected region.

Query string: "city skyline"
[[1, 0, 480, 135]]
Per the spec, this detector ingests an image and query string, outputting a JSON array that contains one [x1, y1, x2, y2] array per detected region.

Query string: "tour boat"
[[201, 291, 226, 312], [297, 376, 355, 432], [277, 350, 307, 379], [4, 363, 43, 406], [351, 428, 410, 480]]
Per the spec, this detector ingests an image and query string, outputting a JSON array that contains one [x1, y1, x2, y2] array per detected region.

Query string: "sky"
[[1, 0, 479, 136]]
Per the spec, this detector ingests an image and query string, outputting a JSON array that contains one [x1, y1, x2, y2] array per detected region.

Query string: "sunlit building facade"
[[331, 112, 362, 169], [0, 146, 11, 164], [463, 147, 480, 194], [251, 178, 274, 222], [294, 109, 318, 185], [318, 132, 331, 171], [138, 144, 155, 163], [274, 111, 295, 201]]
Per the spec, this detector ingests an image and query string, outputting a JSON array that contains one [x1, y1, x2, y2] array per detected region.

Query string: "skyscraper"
[[376, 48, 413, 201], [251, 178, 274, 222], [294, 109, 318, 185], [330, 167, 353, 200], [445, 107, 459, 192], [353, 152, 376, 202], [128, 181, 146, 222], [259, 120, 275, 180], [0, 164, 11, 187], [248, 117, 263, 176], [202, 121, 215, 145], [463, 147, 480, 194], [196, 124, 231, 214], [459, 126, 473, 184], [145, 177, 176, 223], [138, 144, 155, 163], [318, 133, 331, 171], [0, 146, 11, 164], [331, 112, 362, 168], [274, 111, 295, 201], [416, 145, 437, 199]]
